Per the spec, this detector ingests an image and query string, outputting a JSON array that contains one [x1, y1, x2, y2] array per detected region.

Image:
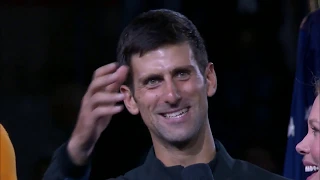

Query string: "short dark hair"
[[116, 9, 209, 88]]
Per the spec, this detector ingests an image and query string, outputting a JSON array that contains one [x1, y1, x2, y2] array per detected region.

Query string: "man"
[[44, 9, 289, 180]]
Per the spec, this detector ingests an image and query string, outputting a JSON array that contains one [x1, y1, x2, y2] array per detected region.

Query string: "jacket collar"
[[143, 139, 235, 179]]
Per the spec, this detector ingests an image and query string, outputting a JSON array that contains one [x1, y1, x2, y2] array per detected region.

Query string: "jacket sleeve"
[[43, 142, 91, 180]]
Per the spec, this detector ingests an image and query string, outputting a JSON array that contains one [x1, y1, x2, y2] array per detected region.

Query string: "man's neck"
[[153, 121, 216, 167]]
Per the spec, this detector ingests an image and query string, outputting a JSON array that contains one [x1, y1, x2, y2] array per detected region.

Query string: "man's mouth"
[[305, 165, 319, 173], [161, 108, 189, 119]]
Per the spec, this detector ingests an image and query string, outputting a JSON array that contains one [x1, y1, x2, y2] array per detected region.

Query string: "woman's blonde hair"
[[315, 79, 320, 95], [309, 0, 320, 12]]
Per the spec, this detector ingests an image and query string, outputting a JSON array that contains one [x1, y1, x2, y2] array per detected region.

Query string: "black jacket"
[[44, 140, 291, 180]]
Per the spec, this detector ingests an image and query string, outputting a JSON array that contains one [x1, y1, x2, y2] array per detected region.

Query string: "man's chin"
[[163, 134, 194, 149], [170, 140, 192, 149]]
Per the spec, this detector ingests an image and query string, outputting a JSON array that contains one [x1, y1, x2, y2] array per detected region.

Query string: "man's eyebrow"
[[172, 65, 194, 70], [170, 65, 195, 73], [137, 65, 196, 83]]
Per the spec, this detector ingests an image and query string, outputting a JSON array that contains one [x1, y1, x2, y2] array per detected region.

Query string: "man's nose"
[[163, 80, 181, 104], [296, 137, 310, 155]]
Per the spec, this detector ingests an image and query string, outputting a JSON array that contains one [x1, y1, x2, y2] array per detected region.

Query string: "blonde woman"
[[284, 0, 320, 179], [296, 81, 320, 180]]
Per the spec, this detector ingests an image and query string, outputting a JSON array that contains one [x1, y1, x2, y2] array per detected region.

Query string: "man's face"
[[296, 95, 320, 180], [121, 43, 217, 145]]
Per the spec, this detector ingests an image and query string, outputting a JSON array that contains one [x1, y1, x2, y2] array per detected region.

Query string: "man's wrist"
[[61, 142, 91, 178], [67, 139, 91, 166]]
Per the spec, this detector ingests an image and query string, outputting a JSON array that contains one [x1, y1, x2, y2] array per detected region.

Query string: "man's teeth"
[[305, 166, 319, 172], [163, 108, 188, 118]]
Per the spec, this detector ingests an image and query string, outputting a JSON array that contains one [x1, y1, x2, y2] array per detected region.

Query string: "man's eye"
[[147, 79, 159, 85], [176, 71, 190, 79], [144, 78, 161, 88]]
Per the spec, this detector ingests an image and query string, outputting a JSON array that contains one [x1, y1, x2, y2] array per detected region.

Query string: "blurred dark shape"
[[32, 156, 51, 180], [50, 83, 86, 133], [244, 147, 277, 173]]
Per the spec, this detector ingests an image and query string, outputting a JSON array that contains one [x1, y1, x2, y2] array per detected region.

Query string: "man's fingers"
[[92, 62, 118, 79], [90, 92, 125, 108], [105, 66, 130, 92], [86, 73, 118, 97], [117, 66, 130, 84], [83, 64, 129, 102], [92, 105, 124, 120]]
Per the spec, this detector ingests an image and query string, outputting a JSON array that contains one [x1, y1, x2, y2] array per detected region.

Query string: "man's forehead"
[[132, 45, 194, 65], [133, 43, 191, 57]]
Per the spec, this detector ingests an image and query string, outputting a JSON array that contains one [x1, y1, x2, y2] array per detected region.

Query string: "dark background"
[[0, 1, 309, 179]]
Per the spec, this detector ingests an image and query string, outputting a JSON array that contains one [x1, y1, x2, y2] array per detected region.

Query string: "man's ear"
[[205, 63, 217, 97], [120, 85, 139, 115]]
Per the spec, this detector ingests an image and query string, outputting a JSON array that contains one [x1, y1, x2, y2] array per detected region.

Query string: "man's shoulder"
[[121, 164, 147, 179], [104, 165, 145, 180], [232, 159, 291, 180]]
